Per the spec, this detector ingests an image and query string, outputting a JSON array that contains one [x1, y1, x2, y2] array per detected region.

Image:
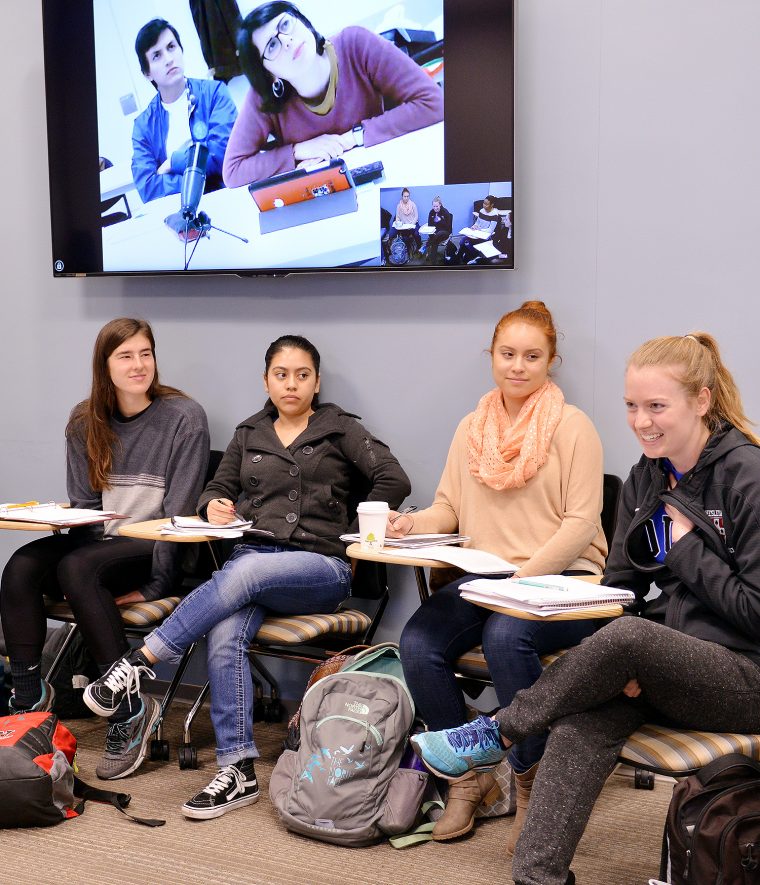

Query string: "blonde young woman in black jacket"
[[412, 332, 760, 885]]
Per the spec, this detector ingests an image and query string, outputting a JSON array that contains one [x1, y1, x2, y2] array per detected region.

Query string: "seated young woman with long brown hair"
[[0, 317, 209, 779]]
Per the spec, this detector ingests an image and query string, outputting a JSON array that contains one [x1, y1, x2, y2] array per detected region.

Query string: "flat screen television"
[[42, 0, 514, 277]]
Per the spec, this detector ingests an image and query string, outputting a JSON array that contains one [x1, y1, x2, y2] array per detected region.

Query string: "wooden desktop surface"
[[117, 517, 213, 543], [345, 542, 449, 570], [0, 518, 61, 532]]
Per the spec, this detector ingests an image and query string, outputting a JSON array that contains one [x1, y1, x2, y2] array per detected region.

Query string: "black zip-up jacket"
[[198, 402, 411, 560], [603, 423, 760, 668]]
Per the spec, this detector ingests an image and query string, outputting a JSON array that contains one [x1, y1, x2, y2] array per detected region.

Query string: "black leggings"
[[0, 533, 155, 665]]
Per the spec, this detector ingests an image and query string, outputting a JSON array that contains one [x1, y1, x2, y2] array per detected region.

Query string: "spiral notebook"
[[460, 575, 635, 616]]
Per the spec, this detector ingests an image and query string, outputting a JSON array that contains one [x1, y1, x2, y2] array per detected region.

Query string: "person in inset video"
[[223, 2, 444, 187], [392, 187, 422, 255], [422, 195, 453, 264], [456, 194, 501, 264], [132, 18, 238, 203]]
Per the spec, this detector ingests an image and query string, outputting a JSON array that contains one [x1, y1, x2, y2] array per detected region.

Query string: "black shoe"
[[84, 656, 155, 717], [182, 761, 260, 820]]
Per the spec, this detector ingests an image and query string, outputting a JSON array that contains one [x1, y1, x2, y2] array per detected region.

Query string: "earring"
[[272, 78, 284, 98]]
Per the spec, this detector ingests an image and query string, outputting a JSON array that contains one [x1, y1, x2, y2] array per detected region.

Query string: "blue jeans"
[[399, 575, 601, 772], [145, 544, 351, 765]]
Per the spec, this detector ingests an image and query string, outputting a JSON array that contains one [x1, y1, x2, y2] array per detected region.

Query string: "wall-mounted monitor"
[[43, 0, 514, 276]]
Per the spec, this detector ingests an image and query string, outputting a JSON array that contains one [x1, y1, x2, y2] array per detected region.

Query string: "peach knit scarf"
[[467, 380, 565, 490]]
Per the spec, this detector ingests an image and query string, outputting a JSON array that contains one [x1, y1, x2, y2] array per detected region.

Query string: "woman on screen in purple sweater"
[[222, 2, 444, 187]]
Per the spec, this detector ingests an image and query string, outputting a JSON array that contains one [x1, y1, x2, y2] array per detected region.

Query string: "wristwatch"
[[352, 124, 365, 147]]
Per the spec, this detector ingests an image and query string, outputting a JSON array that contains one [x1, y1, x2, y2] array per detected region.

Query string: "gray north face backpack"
[[269, 643, 424, 846]]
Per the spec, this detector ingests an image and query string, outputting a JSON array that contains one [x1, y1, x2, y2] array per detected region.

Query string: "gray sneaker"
[[95, 694, 160, 780]]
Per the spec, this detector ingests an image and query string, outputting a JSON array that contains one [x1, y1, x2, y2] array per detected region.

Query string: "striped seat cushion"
[[455, 647, 565, 680], [45, 596, 181, 627], [255, 610, 372, 646], [619, 723, 760, 774]]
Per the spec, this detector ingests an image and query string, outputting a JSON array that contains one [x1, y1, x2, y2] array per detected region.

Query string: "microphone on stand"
[[164, 140, 248, 269], [180, 142, 209, 221]]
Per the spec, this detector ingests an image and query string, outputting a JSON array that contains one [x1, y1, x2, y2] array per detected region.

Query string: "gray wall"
[[3, 0, 759, 698]]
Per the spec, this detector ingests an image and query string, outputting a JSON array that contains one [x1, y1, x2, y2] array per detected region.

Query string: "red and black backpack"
[[0, 711, 163, 828]]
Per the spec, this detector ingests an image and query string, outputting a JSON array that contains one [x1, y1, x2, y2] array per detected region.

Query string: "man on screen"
[[132, 18, 238, 203]]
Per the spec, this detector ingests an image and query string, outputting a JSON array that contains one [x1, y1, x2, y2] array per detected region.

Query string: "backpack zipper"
[[316, 715, 384, 751], [718, 812, 760, 878], [687, 784, 760, 881]]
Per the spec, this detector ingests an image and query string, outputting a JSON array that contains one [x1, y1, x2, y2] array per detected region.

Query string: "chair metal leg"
[[177, 680, 210, 770], [148, 641, 199, 763], [250, 655, 285, 722]]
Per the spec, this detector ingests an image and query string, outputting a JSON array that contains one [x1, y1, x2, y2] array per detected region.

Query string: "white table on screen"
[[101, 122, 443, 273], [100, 163, 136, 201]]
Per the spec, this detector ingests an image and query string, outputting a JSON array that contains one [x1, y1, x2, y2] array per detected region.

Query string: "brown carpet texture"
[[1, 705, 672, 884]]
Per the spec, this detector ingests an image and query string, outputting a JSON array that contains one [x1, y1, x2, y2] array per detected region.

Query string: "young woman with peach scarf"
[[392, 301, 607, 848]]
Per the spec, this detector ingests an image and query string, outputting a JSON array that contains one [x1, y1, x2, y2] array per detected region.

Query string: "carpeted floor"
[[2, 703, 671, 884]]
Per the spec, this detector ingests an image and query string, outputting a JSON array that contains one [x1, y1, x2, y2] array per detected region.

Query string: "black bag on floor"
[[41, 625, 100, 718], [660, 752, 760, 883]]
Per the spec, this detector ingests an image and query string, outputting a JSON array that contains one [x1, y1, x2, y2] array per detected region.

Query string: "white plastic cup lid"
[[356, 501, 389, 513]]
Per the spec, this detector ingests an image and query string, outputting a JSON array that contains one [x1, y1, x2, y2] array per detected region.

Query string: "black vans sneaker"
[[84, 656, 155, 717], [182, 761, 259, 820]]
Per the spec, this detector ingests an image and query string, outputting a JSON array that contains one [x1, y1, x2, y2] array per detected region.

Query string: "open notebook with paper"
[[160, 515, 275, 540], [375, 545, 517, 575], [460, 575, 635, 616]]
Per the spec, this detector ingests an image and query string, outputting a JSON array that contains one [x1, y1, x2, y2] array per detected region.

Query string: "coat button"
[[251, 454, 262, 462], [302, 445, 314, 455], [328, 499, 338, 509], [249, 476, 259, 487], [288, 490, 298, 501], [289, 465, 300, 477], [286, 512, 297, 524], [252, 498, 262, 508]]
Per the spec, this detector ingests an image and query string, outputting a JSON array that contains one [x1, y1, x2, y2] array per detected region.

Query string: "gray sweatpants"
[[493, 616, 760, 885]]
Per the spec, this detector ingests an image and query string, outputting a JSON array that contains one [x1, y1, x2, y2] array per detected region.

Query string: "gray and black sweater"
[[66, 395, 210, 601]]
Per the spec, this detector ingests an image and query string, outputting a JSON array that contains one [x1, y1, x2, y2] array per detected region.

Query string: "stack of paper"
[[458, 226, 491, 239], [386, 546, 517, 574], [340, 532, 470, 548], [0, 503, 124, 526], [460, 575, 635, 616], [160, 516, 274, 540]]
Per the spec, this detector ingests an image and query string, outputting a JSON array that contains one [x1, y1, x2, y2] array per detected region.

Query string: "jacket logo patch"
[[705, 509, 725, 538]]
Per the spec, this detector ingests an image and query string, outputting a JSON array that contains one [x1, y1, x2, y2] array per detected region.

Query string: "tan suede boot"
[[432, 769, 502, 841], [505, 761, 539, 856]]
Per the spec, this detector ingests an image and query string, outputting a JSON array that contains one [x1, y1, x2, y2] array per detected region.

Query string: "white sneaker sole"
[[98, 699, 161, 780], [83, 687, 122, 718], [182, 792, 260, 820]]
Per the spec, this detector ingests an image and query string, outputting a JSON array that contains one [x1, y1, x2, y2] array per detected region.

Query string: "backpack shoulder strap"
[[73, 776, 165, 827], [695, 752, 760, 787]]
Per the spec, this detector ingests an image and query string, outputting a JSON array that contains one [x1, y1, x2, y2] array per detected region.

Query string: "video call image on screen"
[[45, 0, 514, 275]]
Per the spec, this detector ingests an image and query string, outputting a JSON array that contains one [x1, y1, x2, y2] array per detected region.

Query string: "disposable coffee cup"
[[357, 501, 390, 552]]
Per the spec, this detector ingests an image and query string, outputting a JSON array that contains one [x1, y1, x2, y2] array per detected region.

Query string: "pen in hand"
[[216, 498, 248, 521], [390, 506, 417, 526]]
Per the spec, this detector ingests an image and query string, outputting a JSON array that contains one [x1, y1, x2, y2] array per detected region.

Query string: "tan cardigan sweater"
[[412, 404, 607, 576]]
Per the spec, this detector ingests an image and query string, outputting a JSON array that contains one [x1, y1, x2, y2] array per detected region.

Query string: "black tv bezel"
[[42, 0, 514, 278]]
